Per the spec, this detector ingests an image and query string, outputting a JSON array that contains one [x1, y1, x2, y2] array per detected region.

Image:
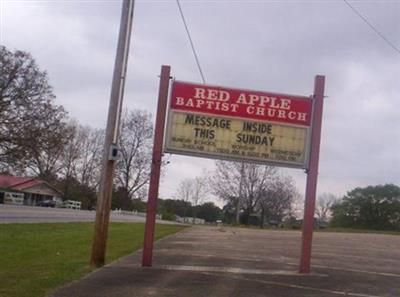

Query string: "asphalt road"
[[0, 204, 176, 224]]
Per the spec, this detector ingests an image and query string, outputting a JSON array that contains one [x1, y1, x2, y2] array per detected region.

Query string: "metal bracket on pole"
[[108, 143, 119, 161]]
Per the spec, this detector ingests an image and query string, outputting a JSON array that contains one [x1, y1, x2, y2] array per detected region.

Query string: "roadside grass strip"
[[0, 222, 186, 297]]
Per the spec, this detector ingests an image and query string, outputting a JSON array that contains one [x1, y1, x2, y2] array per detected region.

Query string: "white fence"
[[112, 209, 162, 219], [3, 192, 24, 205], [175, 215, 205, 225], [64, 200, 81, 210]]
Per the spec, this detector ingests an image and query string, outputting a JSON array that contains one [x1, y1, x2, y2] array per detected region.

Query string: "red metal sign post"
[[142, 65, 171, 267], [142, 69, 324, 272], [299, 75, 325, 274]]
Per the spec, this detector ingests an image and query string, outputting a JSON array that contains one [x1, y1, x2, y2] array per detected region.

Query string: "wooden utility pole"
[[90, 0, 135, 267]]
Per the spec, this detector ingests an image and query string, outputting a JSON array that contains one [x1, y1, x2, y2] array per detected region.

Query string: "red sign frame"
[[143, 66, 326, 276]]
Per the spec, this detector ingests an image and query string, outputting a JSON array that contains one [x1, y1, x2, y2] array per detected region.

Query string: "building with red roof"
[[0, 175, 63, 206]]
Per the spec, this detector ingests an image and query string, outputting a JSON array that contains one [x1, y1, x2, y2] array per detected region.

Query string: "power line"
[[176, 0, 206, 84], [343, 0, 400, 55]]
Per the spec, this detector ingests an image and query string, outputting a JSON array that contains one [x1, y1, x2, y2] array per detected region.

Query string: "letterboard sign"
[[164, 81, 313, 169]]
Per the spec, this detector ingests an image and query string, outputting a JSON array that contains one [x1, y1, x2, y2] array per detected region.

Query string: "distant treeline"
[[112, 195, 223, 223], [329, 184, 400, 231]]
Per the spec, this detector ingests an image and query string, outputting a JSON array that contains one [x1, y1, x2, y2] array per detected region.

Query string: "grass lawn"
[[0, 222, 187, 297], [226, 225, 400, 236], [317, 227, 400, 236]]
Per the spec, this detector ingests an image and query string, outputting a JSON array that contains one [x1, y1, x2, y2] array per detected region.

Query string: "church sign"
[[143, 66, 325, 274], [165, 81, 313, 169]]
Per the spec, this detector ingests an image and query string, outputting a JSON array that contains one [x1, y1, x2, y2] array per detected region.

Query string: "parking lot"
[[51, 226, 400, 297]]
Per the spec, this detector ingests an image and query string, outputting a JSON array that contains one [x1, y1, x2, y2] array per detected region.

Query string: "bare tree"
[[176, 178, 193, 204], [61, 121, 87, 177], [0, 46, 69, 180], [288, 192, 304, 220], [211, 161, 242, 223], [58, 122, 104, 198], [191, 176, 208, 223], [74, 126, 104, 189], [175, 178, 194, 219], [212, 160, 276, 224], [116, 109, 153, 199], [175, 176, 208, 222], [23, 108, 71, 181], [192, 176, 208, 206], [315, 193, 337, 223], [59, 121, 82, 196], [258, 175, 298, 227], [212, 161, 241, 201], [50, 124, 104, 207]]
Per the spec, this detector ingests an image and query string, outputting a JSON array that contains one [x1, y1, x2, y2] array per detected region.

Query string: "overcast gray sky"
[[1, 0, 399, 203]]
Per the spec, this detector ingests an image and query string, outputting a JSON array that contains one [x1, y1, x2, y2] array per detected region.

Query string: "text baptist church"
[[174, 87, 309, 123]]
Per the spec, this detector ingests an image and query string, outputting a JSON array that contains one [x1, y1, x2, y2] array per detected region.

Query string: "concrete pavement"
[[49, 226, 400, 297]]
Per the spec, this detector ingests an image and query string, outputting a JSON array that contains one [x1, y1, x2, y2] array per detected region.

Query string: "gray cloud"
[[2, 0, 399, 202]]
